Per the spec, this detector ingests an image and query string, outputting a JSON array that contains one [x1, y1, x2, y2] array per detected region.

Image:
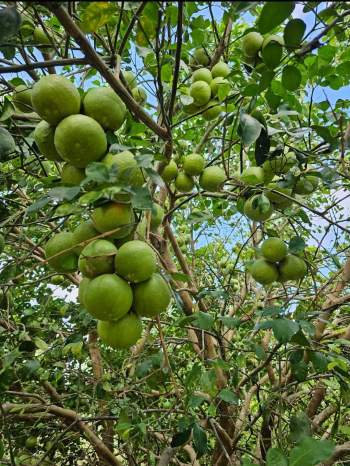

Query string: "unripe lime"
[[13, 85, 32, 113], [211, 61, 230, 78], [161, 160, 178, 182], [134, 273, 171, 317], [192, 68, 212, 84], [97, 313, 142, 349], [78, 277, 91, 307], [115, 240, 157, 283], [242, 32, 264, 57], [199, 166, 226, 192], [102, 151, 144, 187], [73, 221, 98, 254], [250, 258, 279, 284], [241, 166, 265, 185], [175, 172, 195, 193], [0, 127, 15, 161], [202, 101, 223, 120], [132, 86, 147, 104], [45, 231, 78, 273], [192, 48, 210, 66], [189, 81, 211, 107], [83, 87, 126, 131], [278, 254, 307, 281], [210, 77, 228, 97], [91, 202, 134, 239], [244, 194, 273, 222], [183, 153, 205, 176], [295, 175, 319, 195], [61, 163, 85, 186], [123, 70, 137, 89], [79, 239, 117, 278], [150, 203, 164, 231], [34, 120, 62, 161], [51, 274, 65, 285], [261, 238, 288, 262]]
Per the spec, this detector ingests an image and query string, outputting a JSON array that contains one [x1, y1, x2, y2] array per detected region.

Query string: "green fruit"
[[241, 166, 265, 185], [134, 273, 171, 317], [0, 234, 5, 254], [31, 74, 81, 125], [97, 313, 142, 349], [54, 114, 107, 168], [45, 231, 78, 273], [91, 202, 134, 239], [115, 240, 157, 283], [83, 87, 126, 131], [250, 258, 279, 284], [78, 277, 91, 307], [261, 238, 288, 262], [236, 197, 246, 214], [34, 120, 62, 161], [84, 273, 133, 321], [183, 153, 205, 176], [263, 153, 296, 175], [190, 81, 211, 107], [242, 32, 264, 57], [266, 182, 293, 208], [73, 221, 98, 254], [244, 194, 273, 222], [192, 48, 210, 66], [61, 163, 85, 186], [0, 127, 15, 161], [161, 160, 178, 182], [210, 77, 228, 97], [123, 70, 137, 89], [25, 436, 38, 450], [295, 175, 319, 195], [262, 34, 284, 48], [51, 274, 65, 285], [202, 100, 223, 121], [102, 151, 144, 187], [13, 85, 32, 113], [33, 27, 51, 46], [79, 239, 117, 278], [279, 254, 307, 281], [132, 86, 147, 104], [199, 166, 226, 192], [183, 102, 200, 115], [192, 68, 212, 84], [211, 61, 230, 78], [150, 204, 164, 231], [175, 172, 195, 193]]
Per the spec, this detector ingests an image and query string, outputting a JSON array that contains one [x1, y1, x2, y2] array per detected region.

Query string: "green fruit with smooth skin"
[[84, 273, 133, 321], [244, 194, 273, 222], [73, 221, 98, 254], [97, 313, 142, 349], [242, 32, 264, 56], [175, 172, 195, 192], [132, 86, 147, 104], [278, 254, 307, 281], [51, 274, 65, 285], [183, 153, 205, 176], [266, 182, 293, 208], [25, 436, 38, 450], [45, 231, 78, 273], [123, 70, 137, 89], [115, 240, 157, 283], [31, 75, 81, 125], [0, 234, 5, 254], [34, 120, 62, 161], [189, 81, 211, 107], [263, 153, 296, 175], [13, 85, 32, 113], [261, 238, 288, 262], [54, 114, 107, 168], [295, 175, 319, 195], [102, 151, 144, 187], [199, 166, 226, 192], [91, 202, 134, 239], [192, 48, 210, 66], [250, 259, 279, 284], [241, 166, 265, 185], [134, 273, 171, 317], [210, 77, 228, 97], [183, 102, 200, 114], [192, 68, 212, 84], [161, 160, 178, 182], [61, 163, 85, 186], [78, 277, 91, 307], [150, 204, 164, 231], [33, 26, 51, 46], [211, 61, 230, 78], [83, 87, 126, 131], [0, 127, 15, 161], [202, 101, 223, 121], [79, 239, 117, 278]]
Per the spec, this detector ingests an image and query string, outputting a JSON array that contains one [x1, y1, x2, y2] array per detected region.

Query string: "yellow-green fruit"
[[97, 313, 142, 349], [25, 436, 38, 450], [192, 68, 212, 84], [33, 27, 51, 46], [51, 274, 65, 285], [250, 258, 279, 284], [266, 182, 293, 208], [114, 240, 157, 283], [34, 120, 62, 161], [210, 77, 228, 97], [83, 87, 126, 131], [192, 47, 210, 66], [161, 160, 178, 182], [61, 163, 85, 186], [102, 151, 143, 187], [241, 166, 265, 185], [45, 231, 78, 273], [278, 254, 307, 281], [261, 237, 287, 262], [295, 176, 317, 195], [242, 31, 264, 57], [244, 194, 273, 222], [0, 127, 15, 161], [150, 204, 164, 231], [203, 100, 223, 120], [211, 61, 230, 78], [123, 70, 137, 89], [79, 239, 117, 278], [78, 277, 91, 307], [84, 273, 133, 321], [91, 202, 134, 239], [134, 273, 171, 317], [31, 75, 81, 125], [13, 85, 32, 113], [183, 153, 205, 176], [190, 81, 211, 107], [199, 166, 226, 192], [175, 172, 195, 193], [132, 86, 147, 104], [263, 153, 296, 175], [73, 221, 98, 254], [183, 102, 200, 114]]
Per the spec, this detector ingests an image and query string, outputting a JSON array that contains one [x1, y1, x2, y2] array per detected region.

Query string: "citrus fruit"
[[133, 273, 171, 317], [295, 176, 317, 195], [266, 182, 293, 208], [191, 48, 210, 66], [84, 273, 133, 321], [199, 166, 226, 192], [73, 220, 98, 254], [31, 74, 81, 125], [25, 436, 38, 450], [51, 274, 65, 285], [91, 202, 134, 239], [34, 120, 62, 161], [33, 27, 51, 46], [263, 153, 296, 175], [183, 102, 200, 115], [13, 85, 32, 113], [242, 32, 263, 57], [0, 234, 5, 254], [244, 194, 273, 222], [0, 127, 15, 161], [83, 87, 126, 131], [161, 160, 178, 182], [79, 239, 117, 278], [115, 240, 157, 283], [250, 259, 279, 284], [102, 151, 144, 187], [175, 172, 195, 192], [132, 87, 147, 104], [192, 68, 212, 84], [279, 254, 307, 281], [54, 114, 107, 168], [211, 61, 230, 78], [210, 77, 228, 97], [97, 312, 142, 349], [183, 153, 205, 176], [150, 203, 164, 231], [261, 237, 288, 262], [262, 34, 284, 48], [123, 70, 137, 89], [78, 277, 90, 307], [203, 101, 223, 121], [45, 231, 78, 273], [61, 163, 85, 186], [190, 81, 211, 107], [241, 166, 265, 186]]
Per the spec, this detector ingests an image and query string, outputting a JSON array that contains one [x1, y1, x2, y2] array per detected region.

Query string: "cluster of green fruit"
[[160, 153, 226, 193], [242, 31, 283, 68], [249, 237, 307, 285]]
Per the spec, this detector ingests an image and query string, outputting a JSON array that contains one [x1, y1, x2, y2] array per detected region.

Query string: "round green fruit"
[[91, 202, 134, 239], [250, 258, 279, 285], [78, 277, 91, 307], [45, 231, 78, 273], [183, 153, 205, 176], [262, 34, 284, 48], [189, 81, 211, 107], [132, 86, 147, 104], [34, 120, 62, 161], [31, 74, 81, 125], [263, 153, 296, 175], [84, 273, 133, 321], [202, 100, 223, 120], [161, 160, 178, 182], [25, 436, 38, 450], [210, 77, 228, 97], [134, 273, 171, 317], [241, 166, 265, 186], [0, 127, 15, 161], [266, 182, 293, 208], [51, 274, 65, 285], [244, 194, 273, 222], [294, 176, 317, 195], [61, 163, 85, 186], [83, 87, 126, 131], [150, 203, 164, 231], [115, 240, 157, 283], [33, 27, 51, 46], [13, 85, 32, 113], [242, 31, 264, 57], [192, 47, 210, 66], [175, 172, 195, 193], [199, 166, 226, 192], [123, 70, 137, 89], [79, 239, 117, 278], [192, 68, 212, 84], [102, 151, 143, 187], [261, 237, 287, 263], [73, 220, 98, 254], [211, 61, 230, 78], [278, 254, 307, 281], [183, 102, 200, 115], [54, 114, 107, 168], [97, 313, 142, 349]]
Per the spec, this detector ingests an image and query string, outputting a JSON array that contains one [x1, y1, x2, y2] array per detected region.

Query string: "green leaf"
[[171, 428, 192, 447], [0, 438, 4, 459], [289, 412, 311, 443], [0, 6, 21, 42], [193, 311, 215, 331], [171, 272, 190, 282], [291, 360, 308, 382], [130, 186, 153, 209], [26, 197, 50, 214], [257, 2, 295, 34], [255, 128, 270, 166], [262, 42, 283, 69], [266, 448, 288, 466], [80, 2, 116, 33], [272, 319, 299, 343], [289, 236, 306, 254], [284, 19, 306, 48], [193, 423, 207, 457], [289, 437, 335, 466], [309, 351, 329, 372], [85, 162, 109, 183], [218, 389, 239, 405], [238, 113, 262, 146], [218, 316, 240, 329], [282, 65, 302, 91], [48, 186, 80, 202]]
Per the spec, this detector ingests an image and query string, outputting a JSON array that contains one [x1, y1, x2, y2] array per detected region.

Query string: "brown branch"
[[307, 383, 326, 418], [322, 441, 350, 466], [210, 18, 233, 67], [117, 2, 147, 56], [0, 57, 89, 74], [168, 1, 183, 124]]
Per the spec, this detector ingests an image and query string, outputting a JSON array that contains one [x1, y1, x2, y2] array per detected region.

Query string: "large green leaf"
[[289, 437, 335, 466], [193, 423, 207, 457], [257, 2, 295, 34], [238, 113, 262, 146], [266, 448, 288, 466], [284, 18, 306, 47], [271, 319, 299, 343], [282, 65, 302, 91], [262, 41, 283, 69]]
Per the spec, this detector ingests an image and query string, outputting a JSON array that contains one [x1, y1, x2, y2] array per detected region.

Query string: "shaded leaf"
[[262, 41, 283, 69], [284, 19, 306, 48], [289, 437, 335, 466], [193, 311, 215, 331], [267, 448, 288, 466], [282, 65, 302, 91], [238, 113, 262, 146], [193, 423, 207, 457], [289, 236, 306, 253], [0, 6, 21, 42], [289, 412, 311, 444], [255, 127, 270, 165], [171, 428, 192, 447], [272, 319, 299, 343], [257, 2, 295, 34], [218, 388, 239, 404]]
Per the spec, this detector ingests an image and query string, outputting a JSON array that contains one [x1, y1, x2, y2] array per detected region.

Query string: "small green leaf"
[[289, 236, 306, 253], [257, 2, 295, 34], [218, 389, 239, 405], [171, 428, 192, 447], [289, 437, 335, 466], [193, 311, 215, 331], [238, 113, 262, 146], [262, 41, 283, 69], [291, 360, 308, 382], [284, 19, 306, 48], [266, 448, 288, 466], [272, 319, 299, 343], [85, 162, 109, 183], [26, 197, 50, 214], [193, 423, 207, 457], [218, 316, 240, 329], [130, 186, 153, 209], [289, 412, 311, 444], [309, 351, 329, 372], [282, 65, 302, 91]]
